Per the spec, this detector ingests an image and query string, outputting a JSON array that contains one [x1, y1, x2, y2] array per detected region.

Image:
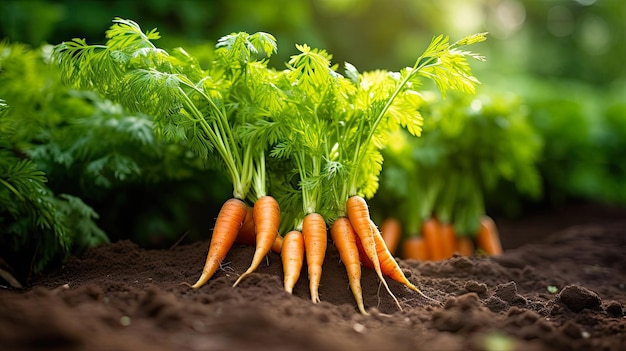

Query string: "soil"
[[1, 201, 625, 351]]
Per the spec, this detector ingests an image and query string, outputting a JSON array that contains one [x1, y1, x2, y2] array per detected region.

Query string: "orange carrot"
[[235, 206, 256, 245], [476, 215, 503, 256], [455, 236, 475, 256], [302, 212, 327, 303], [271, 234, 283, 254], [380, 217, 402, 256], [192, 198, 247, 288], [236, 205, 282, 254], [440, 222, 457, 259], [233, 195, 280, 287], [422, 217, 446, 261], [371, 223, 436, 302], [331, 217, 368, 315], [401, 237, 429, 261], [281, 230, 304, 294], [346, 195, 401, 310], [355, 224, 436, 303]]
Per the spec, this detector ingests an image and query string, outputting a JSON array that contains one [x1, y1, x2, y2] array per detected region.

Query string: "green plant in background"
[[518, 79, 626, 206], [0, 40, 229, 280], [0, 96, 106, 278], [372, 91, 542, 258]]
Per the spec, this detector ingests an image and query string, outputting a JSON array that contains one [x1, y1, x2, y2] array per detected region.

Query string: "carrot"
[[235, 206, 256, 245], [476, 215, 503, 256], [331, 217, 368, 315], [346, 195, 401, 310], [236, 205, 283, 254], [192, 198, 247, 288], [422, 217, 446, 261], [281, 230, 304, 294], [233, 195, 280, 287], [302, 212, 327, 303], [371, 223, 437, 303], [455, 236, 475, 256], [440, 222, 457, 259], [271, 234, 283, 254], [355, 223, 437, 304], [380, 217, 402, 256], [401, 237, 429, 261]]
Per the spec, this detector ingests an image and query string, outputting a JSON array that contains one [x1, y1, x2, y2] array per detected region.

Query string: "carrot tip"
[[232, 271, 251, 287], [190, 272, 211, 289]]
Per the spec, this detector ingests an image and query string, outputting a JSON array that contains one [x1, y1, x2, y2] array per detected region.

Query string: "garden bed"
[[1, 201, 625, 351]]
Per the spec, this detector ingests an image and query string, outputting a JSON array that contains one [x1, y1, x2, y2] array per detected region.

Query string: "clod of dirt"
[[464, 281, 488, 298], [484, 295, 508, 312], [604, 301, 624, 318], [561, 320, 584, 339], [557, 285, 602, 312], [432, 293, 493, 333], [494, 281, 527, 306]]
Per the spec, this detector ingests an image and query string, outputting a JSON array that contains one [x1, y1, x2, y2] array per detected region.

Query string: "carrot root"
[[302, 212, 327, 303], [347, 196, 402, 311], [476, 215, 503, 256], [380, 217, 402, 256], [235, 206, 256, 245], [371, 221, 438, 304], [440, 222, 457, 259], [422, 217, 445, 261], [455, 236, 475, 256], [192, 198, 247, 289], [271, 234, 283, 254], [233, 195, 280, 287], [401, 237, 429, 261], [331, 217, 368, 315], [281, 230, 304, 294]]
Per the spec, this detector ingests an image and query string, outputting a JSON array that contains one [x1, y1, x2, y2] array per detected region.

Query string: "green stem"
[[349, 55, 440, 195], [178, 87, 244, 199], [251, 149, 267, 200]]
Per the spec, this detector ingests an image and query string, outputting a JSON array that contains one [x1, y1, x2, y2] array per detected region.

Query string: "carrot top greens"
[[53, 18, 486, 232], [54, 19, 278, 202]]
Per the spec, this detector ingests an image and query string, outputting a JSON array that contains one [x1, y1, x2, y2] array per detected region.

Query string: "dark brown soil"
[[1, 201, 625, 351]]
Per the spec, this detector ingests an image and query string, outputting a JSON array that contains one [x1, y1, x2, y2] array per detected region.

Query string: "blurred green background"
[[2, 0, 624, 84], [1, 0, 625, 275]]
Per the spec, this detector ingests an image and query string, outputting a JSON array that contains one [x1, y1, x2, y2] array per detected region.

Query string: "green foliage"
[[0, 100, 106, 274], [517, 79, 626, 206], [53, 18, 486, 232], [374, 91, 543, 236], [0, 40, 223, 277]]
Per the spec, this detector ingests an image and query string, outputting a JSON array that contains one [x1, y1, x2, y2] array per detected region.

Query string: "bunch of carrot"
[[54, 18, 488, 313], [378, 216, 502, 261]]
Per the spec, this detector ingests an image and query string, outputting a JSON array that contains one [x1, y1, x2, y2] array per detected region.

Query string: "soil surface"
[[1, 201, 625, 351]]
